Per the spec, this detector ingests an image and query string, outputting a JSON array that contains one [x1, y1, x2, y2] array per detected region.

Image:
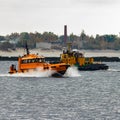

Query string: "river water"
[[0, 61, 120, 120]]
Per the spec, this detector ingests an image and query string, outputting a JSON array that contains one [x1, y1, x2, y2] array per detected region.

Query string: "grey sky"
[[0, 0, 120, 36]]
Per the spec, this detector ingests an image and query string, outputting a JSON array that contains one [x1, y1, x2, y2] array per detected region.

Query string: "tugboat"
[[60, 25, 108, 71], [9, 44, 70, 77], [60, 43, 108, 71]]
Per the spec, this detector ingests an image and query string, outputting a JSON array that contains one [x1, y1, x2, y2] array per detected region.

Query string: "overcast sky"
[[0, 0, 120, 36]]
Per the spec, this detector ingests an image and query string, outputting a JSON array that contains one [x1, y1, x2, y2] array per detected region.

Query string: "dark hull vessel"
[[60, 44, 109, 71], [60, 25, 109, 71], [77, 63, 108, 71]]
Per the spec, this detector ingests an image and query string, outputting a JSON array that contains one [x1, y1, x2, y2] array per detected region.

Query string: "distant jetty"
[[0, 56, 120, 62]]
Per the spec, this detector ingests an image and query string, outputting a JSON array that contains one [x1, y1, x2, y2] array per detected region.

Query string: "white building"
[[36, 42, 52, 49]]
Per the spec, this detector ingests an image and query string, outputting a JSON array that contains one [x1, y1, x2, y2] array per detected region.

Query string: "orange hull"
[[9, 53, 69, 77]]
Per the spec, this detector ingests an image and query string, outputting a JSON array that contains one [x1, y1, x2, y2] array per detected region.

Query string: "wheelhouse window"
[[21, 60, 27, 63], [21, 58, 45, 64], [36, 58, 45, 63]]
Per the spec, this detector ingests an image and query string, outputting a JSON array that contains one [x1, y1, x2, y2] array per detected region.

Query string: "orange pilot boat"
[[9, 44, 69, 77]]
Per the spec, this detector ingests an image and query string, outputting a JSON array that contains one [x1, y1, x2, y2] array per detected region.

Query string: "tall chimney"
[[64, 25, 67, 46]]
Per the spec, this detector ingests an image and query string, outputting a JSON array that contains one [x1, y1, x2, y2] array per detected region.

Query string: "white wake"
[[64, 66, 81, 77], [0, 70, 56, 77]]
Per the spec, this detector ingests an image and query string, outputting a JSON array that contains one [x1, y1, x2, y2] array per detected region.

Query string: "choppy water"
[[0, 61, 120, 120]]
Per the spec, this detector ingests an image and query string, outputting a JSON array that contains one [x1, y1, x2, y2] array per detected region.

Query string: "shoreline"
[[0, 56, 120, 62], [0, 49, 120, 57], [0, 49, 120, 62]]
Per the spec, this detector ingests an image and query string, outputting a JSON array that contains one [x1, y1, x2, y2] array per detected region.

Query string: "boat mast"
[[25, 43, 30, 55]]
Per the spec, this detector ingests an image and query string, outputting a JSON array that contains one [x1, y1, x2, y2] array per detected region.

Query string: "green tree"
[[18, 32, 30, 47], [42, 32, 58, 42]]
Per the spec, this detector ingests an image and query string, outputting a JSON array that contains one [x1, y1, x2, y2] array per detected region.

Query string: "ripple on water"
[[0, 62, 120, 119]]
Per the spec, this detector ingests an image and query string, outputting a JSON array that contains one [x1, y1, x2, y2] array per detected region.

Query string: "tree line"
[[0, 30, 120, 51]]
